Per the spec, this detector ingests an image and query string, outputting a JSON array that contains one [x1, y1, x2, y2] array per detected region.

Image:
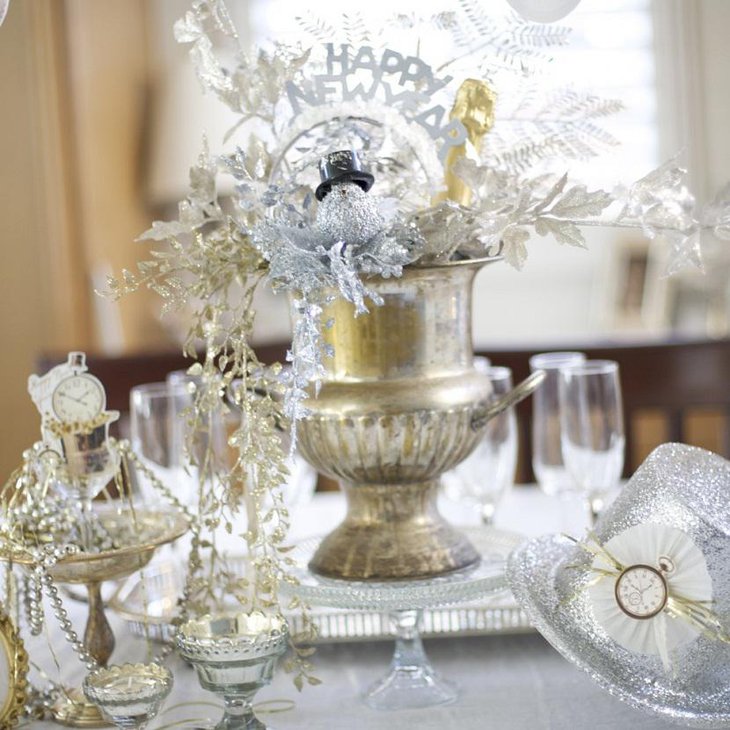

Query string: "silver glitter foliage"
[[252, 181, 423, 413]]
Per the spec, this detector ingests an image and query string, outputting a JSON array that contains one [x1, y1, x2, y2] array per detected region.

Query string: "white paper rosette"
[[588, 523, 713, 669]]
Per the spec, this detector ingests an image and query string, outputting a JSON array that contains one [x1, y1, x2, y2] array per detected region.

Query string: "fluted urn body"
[[297, 259, 497, 581]]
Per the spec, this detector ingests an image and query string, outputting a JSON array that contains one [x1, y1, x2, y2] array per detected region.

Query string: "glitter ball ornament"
[[315, 183, 385, 245]]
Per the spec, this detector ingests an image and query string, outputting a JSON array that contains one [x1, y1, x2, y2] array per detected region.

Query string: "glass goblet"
[[59, 424, 121, 550], [558, 359, 625, 525], [442, 363, 517, 525], [529, 351, 586, 497], [176, 612, 288, 730], [83, 662, 173, 729]]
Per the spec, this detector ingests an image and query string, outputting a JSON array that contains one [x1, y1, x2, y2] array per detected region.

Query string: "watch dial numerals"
[[614, 565, 668, 619]]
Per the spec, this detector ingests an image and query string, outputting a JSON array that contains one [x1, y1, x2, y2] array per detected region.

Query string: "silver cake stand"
[[281, 528, 520, 711]]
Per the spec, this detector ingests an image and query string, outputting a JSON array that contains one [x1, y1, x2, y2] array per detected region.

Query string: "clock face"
[[51, 374, 105, 422], [614, 564, 668, 619]]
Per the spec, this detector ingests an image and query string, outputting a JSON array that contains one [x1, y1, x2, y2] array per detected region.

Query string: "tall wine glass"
[[130, 382, 199, 506], [442, 361, 517, 525], [529, 352, 586, 497], [558, 360, 625, 525]]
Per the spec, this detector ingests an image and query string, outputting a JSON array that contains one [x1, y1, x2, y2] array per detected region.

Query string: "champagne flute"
[[529, 351, 586, 497], [558, 360, 625, 525], [442, 360, 517, 526]]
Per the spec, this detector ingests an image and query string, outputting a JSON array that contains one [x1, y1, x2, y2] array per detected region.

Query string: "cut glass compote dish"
[[176, 612, 289, 730]]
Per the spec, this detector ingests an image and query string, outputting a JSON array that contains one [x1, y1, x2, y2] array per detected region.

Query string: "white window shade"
[[542, 0, 659, 186]]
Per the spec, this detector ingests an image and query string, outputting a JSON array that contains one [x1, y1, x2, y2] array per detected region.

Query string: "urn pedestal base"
[[308, 480, 479, 581]]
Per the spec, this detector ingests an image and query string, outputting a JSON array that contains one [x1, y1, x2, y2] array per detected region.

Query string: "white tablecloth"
[[25, 488, 681, 729]]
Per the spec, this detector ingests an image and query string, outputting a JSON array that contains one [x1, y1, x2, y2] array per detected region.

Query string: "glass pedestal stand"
[[367, 608, 456, 710], [282, 528, 520, 711]]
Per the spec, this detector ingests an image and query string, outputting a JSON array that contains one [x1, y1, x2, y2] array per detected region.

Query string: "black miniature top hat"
[[315, 150, 375, 201]]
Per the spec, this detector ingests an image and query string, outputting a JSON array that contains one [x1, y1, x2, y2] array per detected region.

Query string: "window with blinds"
[[544, 0, 659, 186]]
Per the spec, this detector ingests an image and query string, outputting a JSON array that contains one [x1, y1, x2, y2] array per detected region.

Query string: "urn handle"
[[470, 369, 545, 432]]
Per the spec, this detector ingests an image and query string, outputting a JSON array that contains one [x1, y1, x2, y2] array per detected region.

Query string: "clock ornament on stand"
[[29, 352, 121, 549], [1, 353, 189, 727], [508, 443, 730, 726]]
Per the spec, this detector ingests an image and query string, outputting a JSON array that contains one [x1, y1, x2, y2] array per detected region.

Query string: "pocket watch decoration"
[[0, 603, 28, 728], [28, 351, 119, 456], [51, 368, 105, 423], [570, 523, 729, 671]]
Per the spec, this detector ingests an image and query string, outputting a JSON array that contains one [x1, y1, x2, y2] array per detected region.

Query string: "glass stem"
[[85, 581, 115, 667], [79, 494, 94, 551], [390, 609, 428, 674], [588, 495, 604, 527], [480, 502, 496, 526], [220, 692, 260, 730]]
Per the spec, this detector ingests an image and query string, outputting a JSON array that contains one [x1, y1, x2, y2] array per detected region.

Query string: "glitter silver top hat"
[[508, 443, 730, 727], [315, 150, 374, 201]]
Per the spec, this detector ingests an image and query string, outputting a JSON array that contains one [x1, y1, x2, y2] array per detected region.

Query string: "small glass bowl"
[[83, 662, 173, 729]]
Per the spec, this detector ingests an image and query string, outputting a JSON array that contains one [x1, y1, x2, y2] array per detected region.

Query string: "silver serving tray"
[[110, 528, 532, 644]]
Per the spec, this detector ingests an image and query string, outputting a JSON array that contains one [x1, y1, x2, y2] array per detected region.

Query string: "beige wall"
[[0, 2, 83, 478], [65, 0, 166, 354], [0, 0, 167, 479]]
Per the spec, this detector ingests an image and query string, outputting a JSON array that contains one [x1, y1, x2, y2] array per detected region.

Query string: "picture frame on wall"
[[601, 235, 672, 334]]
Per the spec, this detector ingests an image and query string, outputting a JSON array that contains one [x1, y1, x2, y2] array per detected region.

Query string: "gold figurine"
[[433, 78, 497, 207]]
